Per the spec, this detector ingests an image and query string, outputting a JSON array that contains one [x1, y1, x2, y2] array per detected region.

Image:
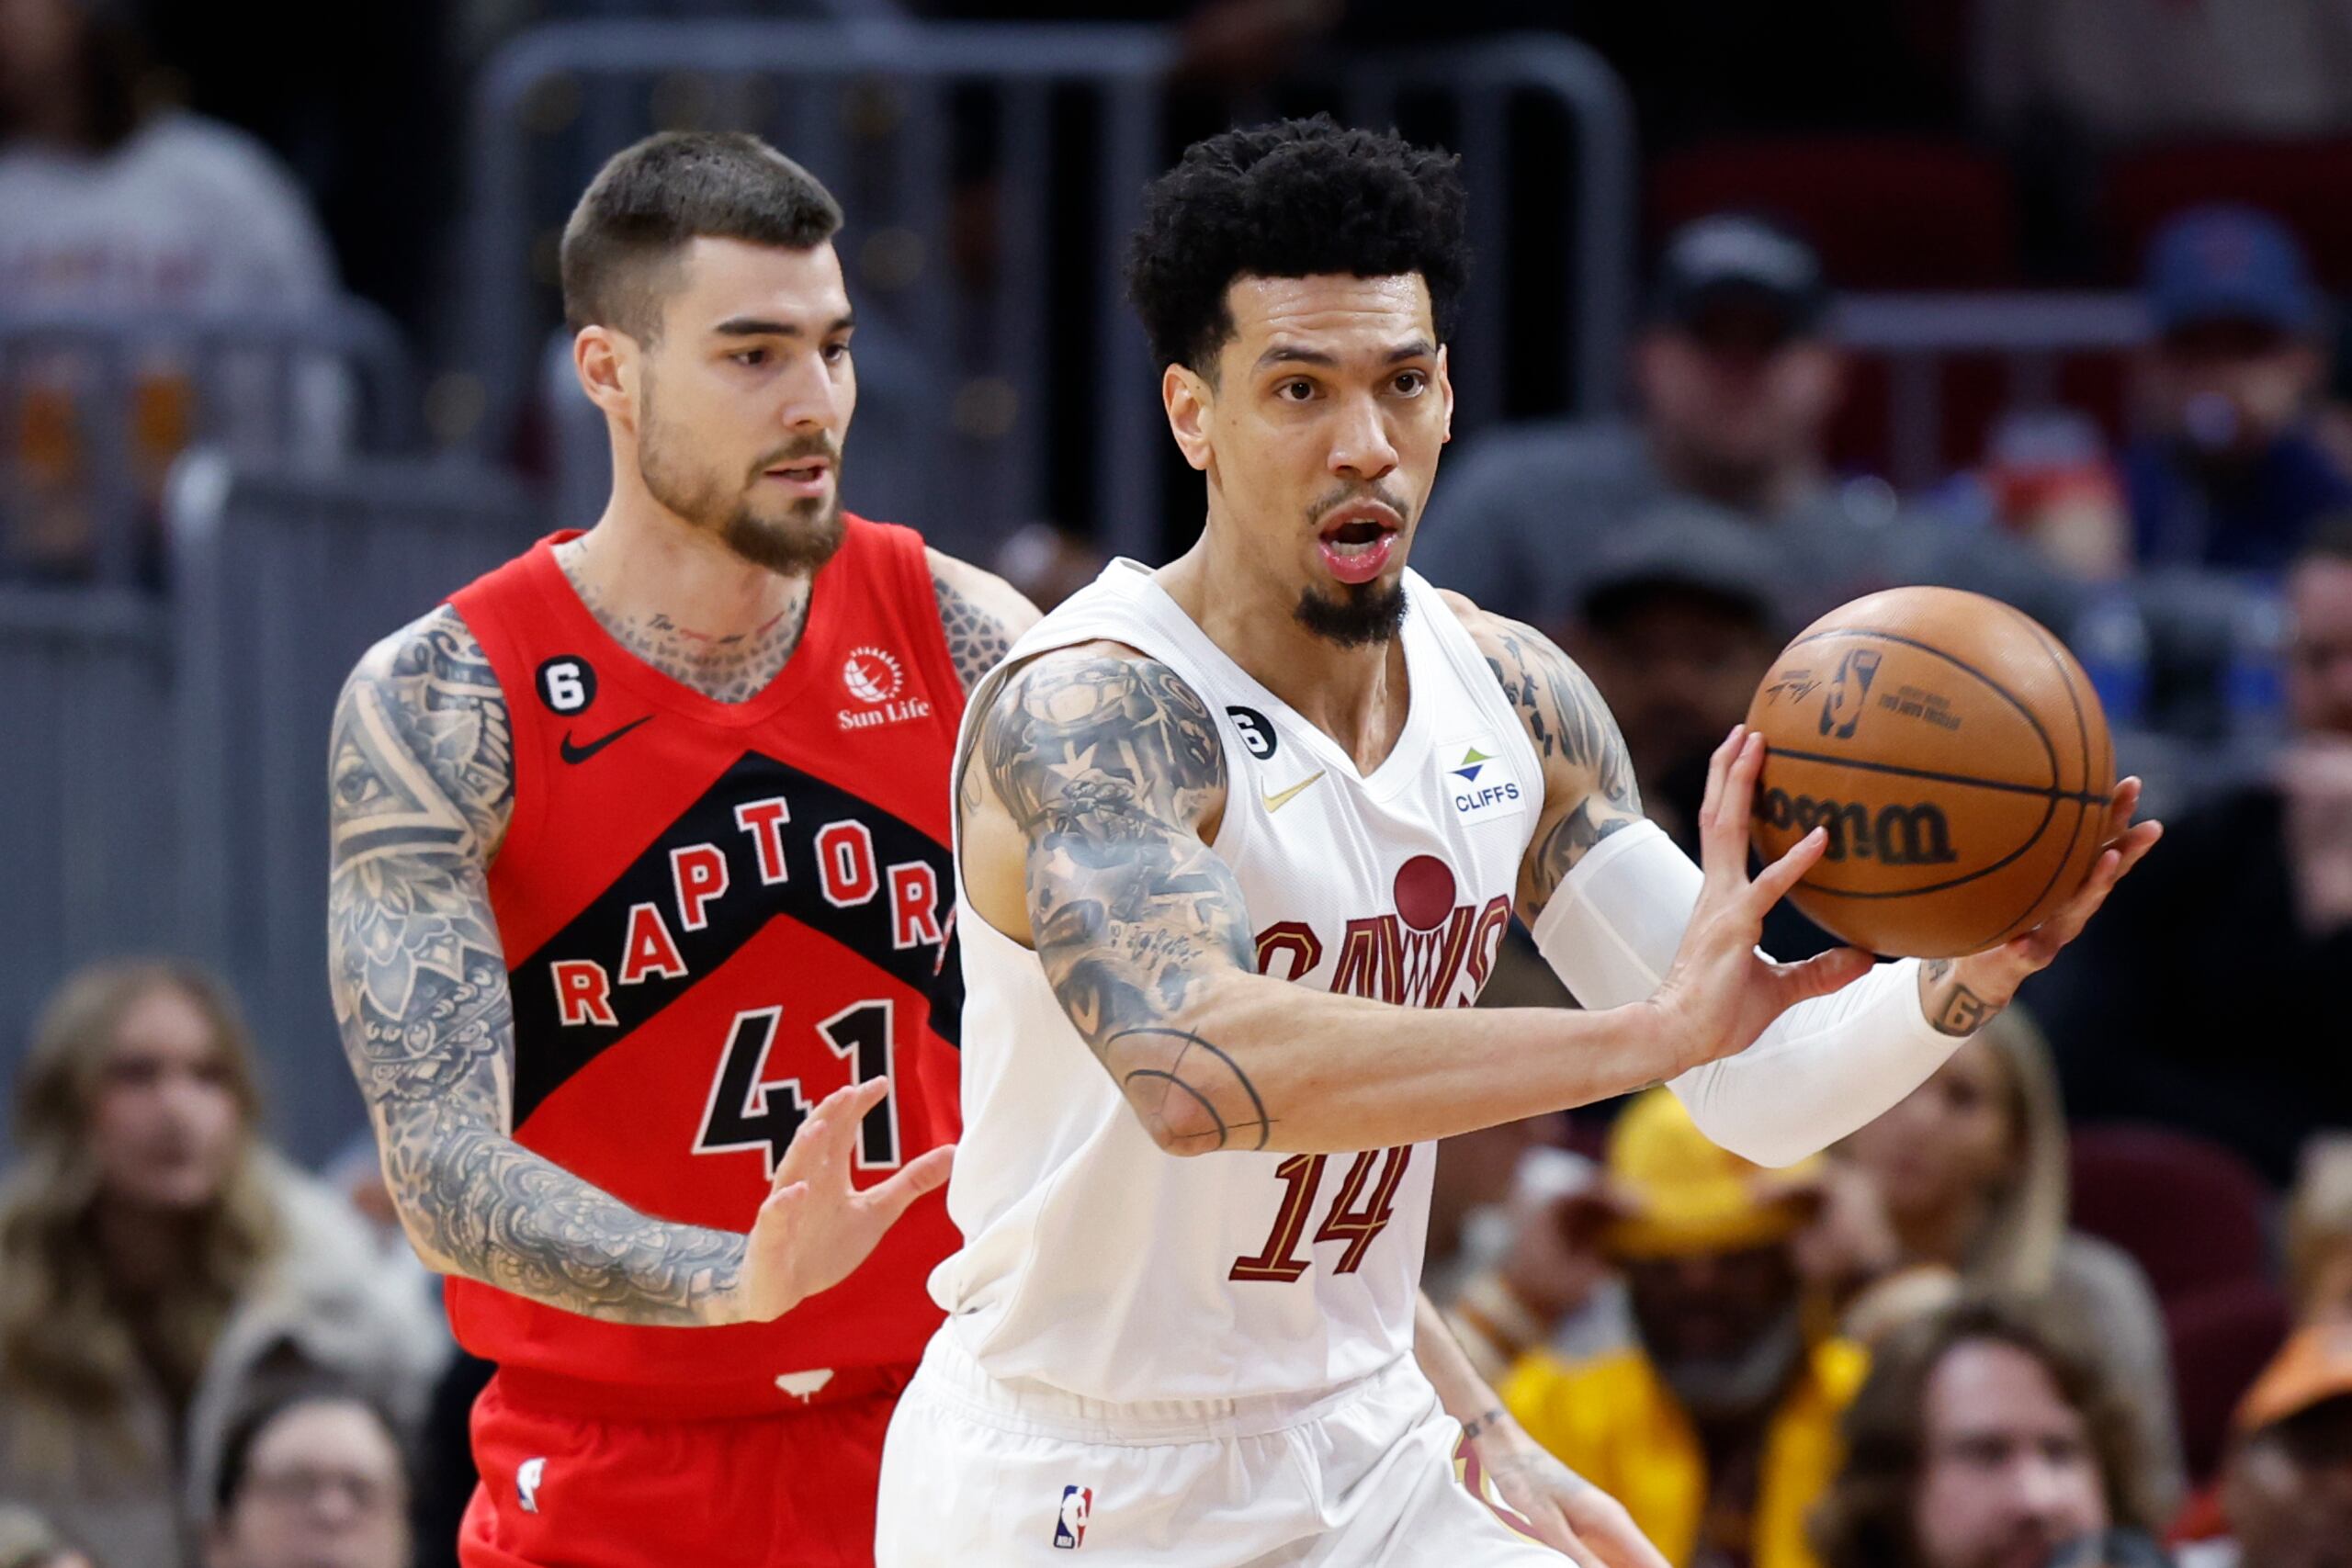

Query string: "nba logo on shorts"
[[1053, 1484, 1091, 1549]]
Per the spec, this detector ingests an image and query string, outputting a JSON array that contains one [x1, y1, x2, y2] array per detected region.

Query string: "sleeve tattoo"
[[326, 606, 745, 1325], [933, 569, 1015, 694], [978, 652, 1271, 1153], [1478, 616, 1643, 912]]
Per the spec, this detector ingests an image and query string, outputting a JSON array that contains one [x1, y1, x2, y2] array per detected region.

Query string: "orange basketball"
[[1743, 586, 2115, 958]]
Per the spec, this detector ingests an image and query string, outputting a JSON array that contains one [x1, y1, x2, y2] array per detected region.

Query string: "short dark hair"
[[560, 130, 844, 341], [214, 1383, 408, 1516], [1811, 1295, 2159, 1568], [1125, 115, 1470, 378]]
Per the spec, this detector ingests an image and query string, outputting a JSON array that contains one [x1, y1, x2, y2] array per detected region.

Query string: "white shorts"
[[874, 1331, 1560, 1566]]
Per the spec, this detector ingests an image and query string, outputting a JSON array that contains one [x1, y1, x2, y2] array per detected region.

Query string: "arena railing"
[[469, 20, 1635, 558], [0, 585, 176, 1122], [1831, 290, 2150, 491], [0, 302, 422, 586], [158, 452, 545, 1161]]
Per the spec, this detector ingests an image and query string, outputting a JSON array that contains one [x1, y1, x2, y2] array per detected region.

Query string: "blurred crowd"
[[7, 0, 2352, 1566]]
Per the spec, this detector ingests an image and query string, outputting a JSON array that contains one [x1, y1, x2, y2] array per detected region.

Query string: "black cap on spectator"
[[1652, 215, 1830, 342], [1578, 502, 1790, 633]]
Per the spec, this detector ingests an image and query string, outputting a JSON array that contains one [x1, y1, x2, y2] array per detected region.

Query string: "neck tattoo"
[[557, 542, 811, 705]]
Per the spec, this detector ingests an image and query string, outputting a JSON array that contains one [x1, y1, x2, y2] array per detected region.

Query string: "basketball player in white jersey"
[[874, 119, 2159, 1566]]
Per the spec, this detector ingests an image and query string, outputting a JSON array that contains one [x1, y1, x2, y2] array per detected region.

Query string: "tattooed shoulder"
[[976, 648, 1264, 1152], [332, 604, 514, 857], [928, 548, 1042, 694], [1456, 605, 1644, 908]]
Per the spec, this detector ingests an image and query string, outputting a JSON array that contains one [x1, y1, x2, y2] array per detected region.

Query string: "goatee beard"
[[639, 440, 845, 578], [1295, 581, 1408, 648], [718, 498, 844, 577]]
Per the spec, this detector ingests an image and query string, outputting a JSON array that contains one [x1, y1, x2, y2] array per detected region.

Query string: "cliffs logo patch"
[[843, 647, 904, 705], [1053, 1485, 1091, 1549], [1441, 738, 1524, 825], [838, 647, 933, 731]]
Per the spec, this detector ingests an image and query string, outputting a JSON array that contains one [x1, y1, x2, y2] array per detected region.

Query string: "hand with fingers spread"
[[1647, 726, 1879, 1076], [1473, 1427, 1675, 1568], [1917, 776, 2163, 1033], [707, 1077, 956, 1326]]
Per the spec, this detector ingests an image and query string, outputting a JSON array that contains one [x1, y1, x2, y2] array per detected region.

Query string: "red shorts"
[[458, 1367, 911, 1567]]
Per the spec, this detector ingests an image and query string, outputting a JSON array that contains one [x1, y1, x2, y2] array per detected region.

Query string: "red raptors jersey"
[[444, 517, 965, 1417]]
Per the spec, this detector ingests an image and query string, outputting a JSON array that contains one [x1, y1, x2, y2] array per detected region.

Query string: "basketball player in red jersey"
[[325, 132, 1036, 1567]]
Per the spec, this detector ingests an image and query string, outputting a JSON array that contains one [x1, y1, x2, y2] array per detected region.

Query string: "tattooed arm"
[[1450, 603, 1646, 925], [956, 643, 1788, 1156], [927, 547, 1041, 694], [328, 606, 945, 1326]]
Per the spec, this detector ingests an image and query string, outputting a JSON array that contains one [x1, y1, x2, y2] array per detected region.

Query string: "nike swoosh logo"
[[559, 715, 651, 764], [1261, 769, 1327, 813]]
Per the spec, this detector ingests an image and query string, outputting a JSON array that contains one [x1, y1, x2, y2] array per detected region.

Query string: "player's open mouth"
[[1315, 507, 1400, 585], [763, 459, 832, 496]]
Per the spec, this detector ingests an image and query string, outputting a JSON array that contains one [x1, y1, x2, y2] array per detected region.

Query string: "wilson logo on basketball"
[[1758, 790, 1959, 866], [837, 647, 933, 731]]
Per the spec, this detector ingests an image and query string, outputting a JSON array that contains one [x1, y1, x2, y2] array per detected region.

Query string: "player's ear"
[[1436, 343, 1455, 445], [1163, 363, 1214, 473], [574, 325, 636, 426]]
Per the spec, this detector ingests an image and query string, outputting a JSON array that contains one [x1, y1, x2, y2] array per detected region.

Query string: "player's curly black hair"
[[1125, 116, 1469, 378]]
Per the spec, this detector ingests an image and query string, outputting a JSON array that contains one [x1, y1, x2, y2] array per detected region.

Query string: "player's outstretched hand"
[[1922, 776, 2163, 1028], [1649, 726, 1876, 1075], [718, 1078, 955, 1325], [1471, 1424, 1673, 1568]]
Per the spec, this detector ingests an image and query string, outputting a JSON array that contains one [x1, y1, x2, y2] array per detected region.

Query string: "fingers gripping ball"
[[1743, 587, 2115, 957]]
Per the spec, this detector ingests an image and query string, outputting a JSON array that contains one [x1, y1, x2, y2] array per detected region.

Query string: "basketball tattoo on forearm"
[[979, 653, 1273, 1154], [327, 606, 747, 1323], [1476, 616, 1643, 912]]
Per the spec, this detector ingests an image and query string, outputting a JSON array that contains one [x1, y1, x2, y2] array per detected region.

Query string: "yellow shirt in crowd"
[[1499, 1339, 1869, 1568]]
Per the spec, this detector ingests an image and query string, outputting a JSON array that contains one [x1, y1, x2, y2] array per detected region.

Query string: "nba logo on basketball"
[[1053, 1485, 1091, 1549]]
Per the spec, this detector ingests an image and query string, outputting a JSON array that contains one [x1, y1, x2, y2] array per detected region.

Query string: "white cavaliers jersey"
[[932, 558, 1542, 1404]]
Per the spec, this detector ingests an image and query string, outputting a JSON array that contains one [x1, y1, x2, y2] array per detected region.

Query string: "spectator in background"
[[0, 0, 341, 575], [2125, 208, 2352, 575], [1495, 1089, 1868, 1568], [2036, 519, 2352, 1184], [2286, 1139, 2352, 1329], [0, 0, 337, 313], [1418, 213, 2084, 642], [0, 1506, 94, 1568], [1813, 1296, 2161, 1568], [2177, 1325, 2352, 1568], [1826, 1010, 2183, 1511], [206, 1389, 410, 1568], [0, 960, 445, 1568], [1974, 0, 2352, 146]]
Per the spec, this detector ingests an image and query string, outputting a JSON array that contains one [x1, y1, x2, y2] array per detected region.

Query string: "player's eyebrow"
[[1253, 337, 1435, 371], [711, 312, 856, 339]]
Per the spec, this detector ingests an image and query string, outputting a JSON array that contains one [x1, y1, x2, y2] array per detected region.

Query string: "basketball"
[[1743, 586, 2116, 958]]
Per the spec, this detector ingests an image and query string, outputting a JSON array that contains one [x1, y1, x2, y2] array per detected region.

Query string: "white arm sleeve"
[[1528, 819, 1970, 1168]]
